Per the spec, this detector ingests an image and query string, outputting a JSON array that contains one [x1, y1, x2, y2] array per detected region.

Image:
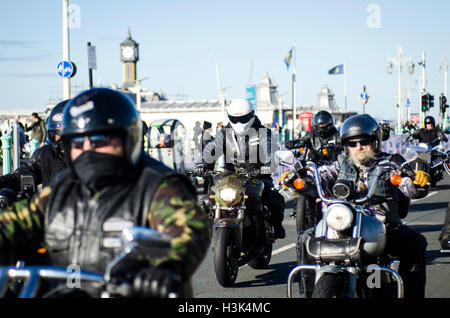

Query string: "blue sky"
[[0, 0, 449, 122]]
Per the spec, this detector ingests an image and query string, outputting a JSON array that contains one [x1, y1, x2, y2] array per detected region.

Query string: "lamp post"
[[62, 0, 71, 99], [135, 77, 149, 112], [440, 57, 448, 130], [387, 46, 414, 134], [418, 52, 427, 127]]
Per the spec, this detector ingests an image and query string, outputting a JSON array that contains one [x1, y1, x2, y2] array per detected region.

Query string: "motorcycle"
[[275, 149, 323, 233], [283, 151, 420, 298], [200, 166, 274, 287], [0, 227, 174, 298], [406, 137, 450, 187], [282, 139, 340, 233]]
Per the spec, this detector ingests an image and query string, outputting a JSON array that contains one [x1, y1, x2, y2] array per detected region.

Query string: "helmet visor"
[[228, 111, 254, 124]]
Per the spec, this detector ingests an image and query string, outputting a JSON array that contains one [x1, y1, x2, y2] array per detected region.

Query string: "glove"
[[285, 140, 304, 149], [285, 140, 296, 149], [412, 170, 430, 187], [133, 267, 181, 298], [194, 164, 205, 175]]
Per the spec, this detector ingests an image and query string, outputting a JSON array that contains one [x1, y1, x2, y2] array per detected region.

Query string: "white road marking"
[[411, 191, 438, 202], [272, 242, 296, 256]]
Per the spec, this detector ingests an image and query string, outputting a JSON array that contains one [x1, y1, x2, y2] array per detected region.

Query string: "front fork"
[[211, 205, 245, 250]]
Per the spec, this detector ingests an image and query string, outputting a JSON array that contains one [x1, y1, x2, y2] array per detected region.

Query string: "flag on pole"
[[284, 47, 293, 71], [328, 64, 344, 75]]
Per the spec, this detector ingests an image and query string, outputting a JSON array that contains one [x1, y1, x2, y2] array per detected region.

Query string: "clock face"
[[122, 46, 134, 59]]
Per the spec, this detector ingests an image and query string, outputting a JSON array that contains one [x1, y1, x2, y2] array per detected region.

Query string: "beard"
[[349, 148, 377, 167]]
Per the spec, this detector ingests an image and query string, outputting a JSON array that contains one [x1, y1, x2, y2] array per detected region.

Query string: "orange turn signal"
[[322, 148, 328, 155], [390, 174, 402, 186], [37, 248, 47, 254], [300, 147, 305, 153], [293, 178, 305, 190]]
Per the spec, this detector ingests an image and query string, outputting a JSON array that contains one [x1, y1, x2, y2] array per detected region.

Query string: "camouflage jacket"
[[0, 159, 210, 284]]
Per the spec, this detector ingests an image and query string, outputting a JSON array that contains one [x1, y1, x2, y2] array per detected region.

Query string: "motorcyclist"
[[379, 120, 392, 141], [411, 116, 448, 184], [285, 110, 342, 163], [0, 88, 210, 298], [296, 114, 429, 298], [198, 99, 286, 239], [411, 116, 448, 145], [0, 100, 70, 193]]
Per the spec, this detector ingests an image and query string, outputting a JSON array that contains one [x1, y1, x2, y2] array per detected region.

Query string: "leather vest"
[[43, 155, 174, 273], [337, 153, 402, 224]]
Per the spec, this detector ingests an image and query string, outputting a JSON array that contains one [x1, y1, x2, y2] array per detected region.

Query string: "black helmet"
[[424, 116, 435, 127], [313, 110, 334, 137], [61, 87, 142, 165], [46, 99, 69, 148], [47, 99, 69, 131], [340, 114, 382, 151]]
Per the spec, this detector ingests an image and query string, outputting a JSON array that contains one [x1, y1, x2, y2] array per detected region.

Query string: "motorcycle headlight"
[[219, 188, 238, 204], [325, 204, 353, 231]]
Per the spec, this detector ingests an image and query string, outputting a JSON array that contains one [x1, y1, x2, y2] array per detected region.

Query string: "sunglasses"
[[228, 111, 254, 124], [47, 130, 60, 140], [346, 138, 372, 148], [71, 134, 116, 149]]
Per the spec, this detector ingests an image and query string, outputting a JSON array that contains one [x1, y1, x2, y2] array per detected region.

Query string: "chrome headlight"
[[332, 179, 353, 200], [219, 188, 238, 204], [325, 204, 353, 231]]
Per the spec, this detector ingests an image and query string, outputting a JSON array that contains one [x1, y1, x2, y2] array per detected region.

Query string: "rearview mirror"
[[104, 227, 172, 282], [121, 227, 172, 259]]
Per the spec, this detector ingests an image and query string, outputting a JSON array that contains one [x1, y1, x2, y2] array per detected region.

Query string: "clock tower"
[[120, 30, 139, 89]]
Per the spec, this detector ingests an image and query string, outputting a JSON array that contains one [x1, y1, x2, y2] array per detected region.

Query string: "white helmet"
[[227, 99, 255, 134]]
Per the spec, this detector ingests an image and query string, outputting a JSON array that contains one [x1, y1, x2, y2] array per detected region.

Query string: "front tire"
[[294, 195, 318, 233], [312, 273, 346, 298], [213, 228, 239, 287]]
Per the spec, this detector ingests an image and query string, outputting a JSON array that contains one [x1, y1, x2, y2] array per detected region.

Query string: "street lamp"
[[387, 46, 414, 134], [386, 59, 393, 75], [135, 77, 149, 112]]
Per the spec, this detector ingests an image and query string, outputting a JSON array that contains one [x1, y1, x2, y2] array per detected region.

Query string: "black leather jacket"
[[287, 126, 342, 163], [42, 154, 201, 275], [412, 127, 448, 146], [0, 144, 68, 192]]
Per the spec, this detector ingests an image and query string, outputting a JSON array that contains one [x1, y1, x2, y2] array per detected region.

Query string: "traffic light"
[[421, 93, 429, 112], [429, 94, 434, 108], [440, 94, 449, 114]]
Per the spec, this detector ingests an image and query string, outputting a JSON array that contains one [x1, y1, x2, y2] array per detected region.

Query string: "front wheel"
[[213, 228, 239, 287], [294, 195, 318, 233], [312, 273, 346, 298]]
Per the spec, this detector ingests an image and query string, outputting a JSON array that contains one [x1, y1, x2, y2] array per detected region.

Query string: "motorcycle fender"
[[314, 265, 341, 284]]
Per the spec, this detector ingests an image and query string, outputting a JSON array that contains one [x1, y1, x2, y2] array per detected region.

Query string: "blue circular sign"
[[57, 61, 74, 78]]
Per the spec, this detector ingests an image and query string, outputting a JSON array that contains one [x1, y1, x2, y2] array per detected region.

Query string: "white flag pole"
[[291, 43, 297, 140], [344, 62, 347, 111]]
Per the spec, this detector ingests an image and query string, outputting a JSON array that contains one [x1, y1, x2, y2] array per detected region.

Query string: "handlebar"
[[0, 265, 104, 298], [306, 159, 415, 205]]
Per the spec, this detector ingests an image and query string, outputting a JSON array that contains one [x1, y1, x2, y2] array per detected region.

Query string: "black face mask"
[[71, 151, 131, 191]]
